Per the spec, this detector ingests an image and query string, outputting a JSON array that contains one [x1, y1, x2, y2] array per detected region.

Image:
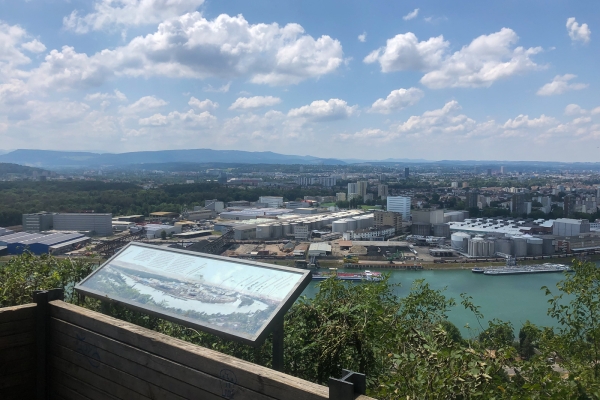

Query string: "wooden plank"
[[51, 369, 119, 400], [52, 319, 275, 400], [0, 318, 35, 337], [0, 331, 35, 351], [51, 342, 190, 400], [50, 355, 151, 400], [0, 355, 35, 377], [0, 370, 35, 389], [0, 344, 36, 364], [0, 303, 36, 324], [50, 300, 330, 400], [1, 383, 35, 400]]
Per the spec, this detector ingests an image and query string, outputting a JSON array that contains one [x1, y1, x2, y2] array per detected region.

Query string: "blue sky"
[[0, 0, 598, 161]]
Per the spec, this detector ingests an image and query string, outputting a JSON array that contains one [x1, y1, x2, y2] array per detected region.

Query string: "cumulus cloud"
[[63, 0, 206, 33], [45, 13, 344, 88], [421, 28, 542, 88], [502, 114, 558, 129], [369, 87, 424, 114], [138, 109, 216, 127], [188, 97, 218, 110], [119, 95, 167, 114], [85, 89, 127, 101], [566, 18, 591, 44], [365, 28, 542, 89], [403, 9, 419, 21], [229, 96, 281, 110], [364, 32, 448, 72], [564, 104, 586, 116], [394, 100, 476, 136], [0, 22, 34, 70], [21, 39, 46, 53], [358, 32, 366, 42], [536, 74, 588, 96], [288, 99, 357, 122]]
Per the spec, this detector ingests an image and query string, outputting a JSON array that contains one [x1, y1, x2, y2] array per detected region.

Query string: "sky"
[[0, 0, 598, 162]]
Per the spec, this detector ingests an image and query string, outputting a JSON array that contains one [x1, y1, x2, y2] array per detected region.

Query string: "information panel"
[[75, 242, 311, 344]]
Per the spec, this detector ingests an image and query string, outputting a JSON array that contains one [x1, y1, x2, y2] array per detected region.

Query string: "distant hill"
[[0, 162, 49, 176], [0, 149, 346, 168]]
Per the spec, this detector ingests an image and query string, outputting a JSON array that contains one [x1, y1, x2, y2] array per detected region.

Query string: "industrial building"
[[149, 212, 179, 220], [53, 213, 113, 236], [0, 232, 89, 255], [342, 226, 395, 241], [258, 196, 284, 208], [387, 196, 411, 220], [412, 209, 444, 224], [0, 227, 14, 237], [308, 243, 331, 256], [23, 212, 112, 236], [145, 224, 182, 239], [552, 218, 590, 236]]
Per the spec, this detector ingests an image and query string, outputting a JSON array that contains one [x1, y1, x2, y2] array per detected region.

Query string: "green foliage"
[[160, 230, 167, 240], [0, 252, 96, 306], [478, 319, 515, 350], [518, 321, 541, 360]]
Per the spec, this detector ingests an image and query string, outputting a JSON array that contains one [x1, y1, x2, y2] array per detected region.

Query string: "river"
[[300, 266, 577, 337]]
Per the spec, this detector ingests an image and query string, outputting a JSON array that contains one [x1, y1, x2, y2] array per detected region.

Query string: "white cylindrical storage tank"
[[272, 224, 283, 239], [433, 223, 450, 239], [256, 224, 272, 239], [451, 232, 471, 251], [332, 220, 347, 233], [365, 215, 374, 228], [496, 239, 512, 255], [346, 218, 358, 231], [542, 237, 554, 255], [513, 237, 527, 257], [527, 237, 543, 256], [282, 223, 291, 235]]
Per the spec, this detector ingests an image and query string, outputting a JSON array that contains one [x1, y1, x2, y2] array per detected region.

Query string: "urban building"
[[356, 181, 368, 198], [412, 209, 444, 224], [336, 192, 347, 202], [294, 225, 309, 240], [404, 168, 409, 179], [52, 213, 113, 236], [373, 211, 403, 233], [258, 196, 284, 208], [511, 193, 526, 215], [347, 183, 358, 200], [378, 184, 389, 199], [500, 166, 505, 174], [563, 195, 576, 218], [466, 191, 479, 209], [387, 196, 411, 220], [145, 224, 182, 239], [487, 168, 492, 176]]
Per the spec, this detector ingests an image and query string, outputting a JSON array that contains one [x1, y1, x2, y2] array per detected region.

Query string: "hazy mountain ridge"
[[0, 149, 346, 168]]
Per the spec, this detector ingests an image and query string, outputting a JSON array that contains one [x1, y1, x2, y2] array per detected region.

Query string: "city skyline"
[[0, 1, 598, 161]]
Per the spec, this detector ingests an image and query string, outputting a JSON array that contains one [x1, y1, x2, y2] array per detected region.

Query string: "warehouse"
[[53, 213, 113, 236], [145, 224, 182, 239], [308, 243, 332, 256], [0, 232, 87, 255]]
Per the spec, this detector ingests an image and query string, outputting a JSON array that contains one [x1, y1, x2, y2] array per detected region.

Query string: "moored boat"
[[311, 269, 383, 281], [483, 263, 571, 276], [471, 267, 484, 273]]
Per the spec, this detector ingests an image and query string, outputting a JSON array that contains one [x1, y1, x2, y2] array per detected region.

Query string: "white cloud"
[[365, 28, 542, 89], [592, 107, 600, 115], [358, 32, 366, 42], [564, 104, 586, 116], [369, 87, 424, 114], [403, 9, 419, 21], [188, 97, 218, 110], [203, 82, 231, 93], [566, 18, 591, 44], [536, 74, 588, 96], [119, 95, 167, 114], [229, 96, 281, 110], [63, 0, 206, 33], [503, 114, 558, 129], [364, 32, 448, 72], [47, 13, 344, 88], [288, 99, 357, 121], [0, 22, 33, 70], [21, 39, 46, 53], [421, 28, 542, 88], [85, 89, 127, 101], [394, 100, 476, 136]]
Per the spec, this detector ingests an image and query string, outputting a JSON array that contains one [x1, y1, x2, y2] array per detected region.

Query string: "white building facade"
[[387, 196, 411, 220]]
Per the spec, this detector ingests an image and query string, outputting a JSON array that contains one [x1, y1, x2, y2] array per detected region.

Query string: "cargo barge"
[[311, 269, 383, 281], [473, 263, 571, 275]]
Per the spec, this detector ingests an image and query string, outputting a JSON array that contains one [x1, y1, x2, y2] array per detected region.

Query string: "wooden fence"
[[0, 303, 37, 400], [0, 298, 374, 400]]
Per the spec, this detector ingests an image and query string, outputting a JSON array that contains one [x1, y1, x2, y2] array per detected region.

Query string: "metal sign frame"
[[75, 242, 311, 346]]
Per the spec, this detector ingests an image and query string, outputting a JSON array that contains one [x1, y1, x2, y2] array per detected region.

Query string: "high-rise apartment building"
[[373, 210, 403, 233], [387, 196, 411, 220], [357, 181, 368, 198], [377, 184, 388, 199], [511, 193, 526, 215], [404, 168, 410, 179], [563, 194, 576, 218], [347, 183, 358, 200], [466, 191, 479, 209]]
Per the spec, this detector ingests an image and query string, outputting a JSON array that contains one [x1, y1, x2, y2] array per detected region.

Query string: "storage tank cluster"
[[467, 236, 495, 257], [451, 232, 471, 251], [331, 214, 374, 233]]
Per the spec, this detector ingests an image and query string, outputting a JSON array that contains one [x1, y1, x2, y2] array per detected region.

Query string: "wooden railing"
[[0, 299, 375, 400]]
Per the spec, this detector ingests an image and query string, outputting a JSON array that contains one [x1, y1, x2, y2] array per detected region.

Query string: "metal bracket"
[[329, 369, 366, 399]]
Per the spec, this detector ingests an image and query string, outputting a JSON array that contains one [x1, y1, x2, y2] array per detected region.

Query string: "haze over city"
[[0, 0, 598, 161]]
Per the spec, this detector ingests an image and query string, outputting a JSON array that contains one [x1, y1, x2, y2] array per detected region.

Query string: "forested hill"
[[0, 163, 49, 176], [0, 181, 333, 227]]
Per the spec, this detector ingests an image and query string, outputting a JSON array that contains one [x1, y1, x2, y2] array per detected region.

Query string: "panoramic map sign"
[[75, 242, 311, 344]]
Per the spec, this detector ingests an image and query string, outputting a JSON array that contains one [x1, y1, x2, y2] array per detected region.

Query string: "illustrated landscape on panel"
[[81, 245, 303, 338]]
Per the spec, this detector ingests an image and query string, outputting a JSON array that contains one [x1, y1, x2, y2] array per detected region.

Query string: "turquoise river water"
[[300, 266, 581, 337]]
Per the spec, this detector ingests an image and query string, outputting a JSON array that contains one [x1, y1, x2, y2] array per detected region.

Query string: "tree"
[[160, 230, 167, 240]]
